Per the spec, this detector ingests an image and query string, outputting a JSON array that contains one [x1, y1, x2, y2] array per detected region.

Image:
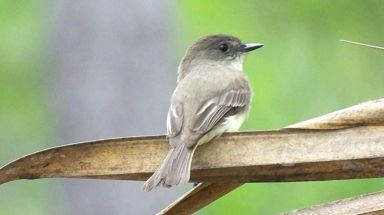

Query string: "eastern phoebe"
[[142, 34, 262, 191]]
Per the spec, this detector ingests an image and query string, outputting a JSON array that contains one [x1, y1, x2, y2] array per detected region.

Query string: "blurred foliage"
[[1, 0, 384, 214], [0, 0, 54, 214], [176, 0, 384, 214]]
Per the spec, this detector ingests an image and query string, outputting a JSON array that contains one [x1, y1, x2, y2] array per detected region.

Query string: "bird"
[[142, 34, 263, 191]]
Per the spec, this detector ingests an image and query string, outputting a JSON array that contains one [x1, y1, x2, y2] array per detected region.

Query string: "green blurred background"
[[1, 0, 384, 214]]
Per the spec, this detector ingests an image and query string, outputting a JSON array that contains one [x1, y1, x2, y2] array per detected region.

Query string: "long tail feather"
[[142, 143, 197, 192]]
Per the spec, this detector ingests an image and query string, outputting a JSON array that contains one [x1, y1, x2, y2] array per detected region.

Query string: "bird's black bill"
[[239, 43, 263, 52]]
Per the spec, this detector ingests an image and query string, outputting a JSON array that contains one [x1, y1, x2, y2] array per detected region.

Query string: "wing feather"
[[192, 89, 251, 134], [166, 103, 183, 138]]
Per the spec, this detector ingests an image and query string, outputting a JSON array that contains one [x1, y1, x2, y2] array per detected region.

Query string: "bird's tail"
[[142, 143, 197, 192]]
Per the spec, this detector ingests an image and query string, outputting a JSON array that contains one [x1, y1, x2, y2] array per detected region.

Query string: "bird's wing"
[[192, 88, 251, 135], [166, 103, 184, 137]]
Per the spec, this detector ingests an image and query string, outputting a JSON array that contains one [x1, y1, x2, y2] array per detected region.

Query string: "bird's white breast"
[[222, 111, 248, 132], [197, 111, 248, 146]]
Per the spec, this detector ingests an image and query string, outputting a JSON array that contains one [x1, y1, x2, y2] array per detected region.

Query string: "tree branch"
[[282, 190, 384, 215], [160, 98, 384, 214], [2, 126, 384, 185], [0, 98, 383, 214]]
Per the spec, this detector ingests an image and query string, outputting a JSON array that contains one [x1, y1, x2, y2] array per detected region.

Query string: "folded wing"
[[192, 89, 251, 134]]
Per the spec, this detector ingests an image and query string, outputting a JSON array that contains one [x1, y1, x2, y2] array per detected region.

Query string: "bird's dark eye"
[[219, 43, 229, 52]]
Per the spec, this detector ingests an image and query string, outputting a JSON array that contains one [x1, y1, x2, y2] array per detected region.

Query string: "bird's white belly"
[[197, 111, 248, 146], [223, 111, 248, 132]]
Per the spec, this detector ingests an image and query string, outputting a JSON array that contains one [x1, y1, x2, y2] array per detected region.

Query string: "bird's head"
[[178, 34, 263, 81], [186, 34, 262, 63]]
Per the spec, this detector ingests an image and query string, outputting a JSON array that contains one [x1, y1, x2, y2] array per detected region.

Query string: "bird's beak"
[[239, 43, 263, 53]]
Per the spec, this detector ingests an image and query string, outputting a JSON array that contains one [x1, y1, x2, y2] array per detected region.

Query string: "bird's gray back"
[[171, 63, 251, 135]]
